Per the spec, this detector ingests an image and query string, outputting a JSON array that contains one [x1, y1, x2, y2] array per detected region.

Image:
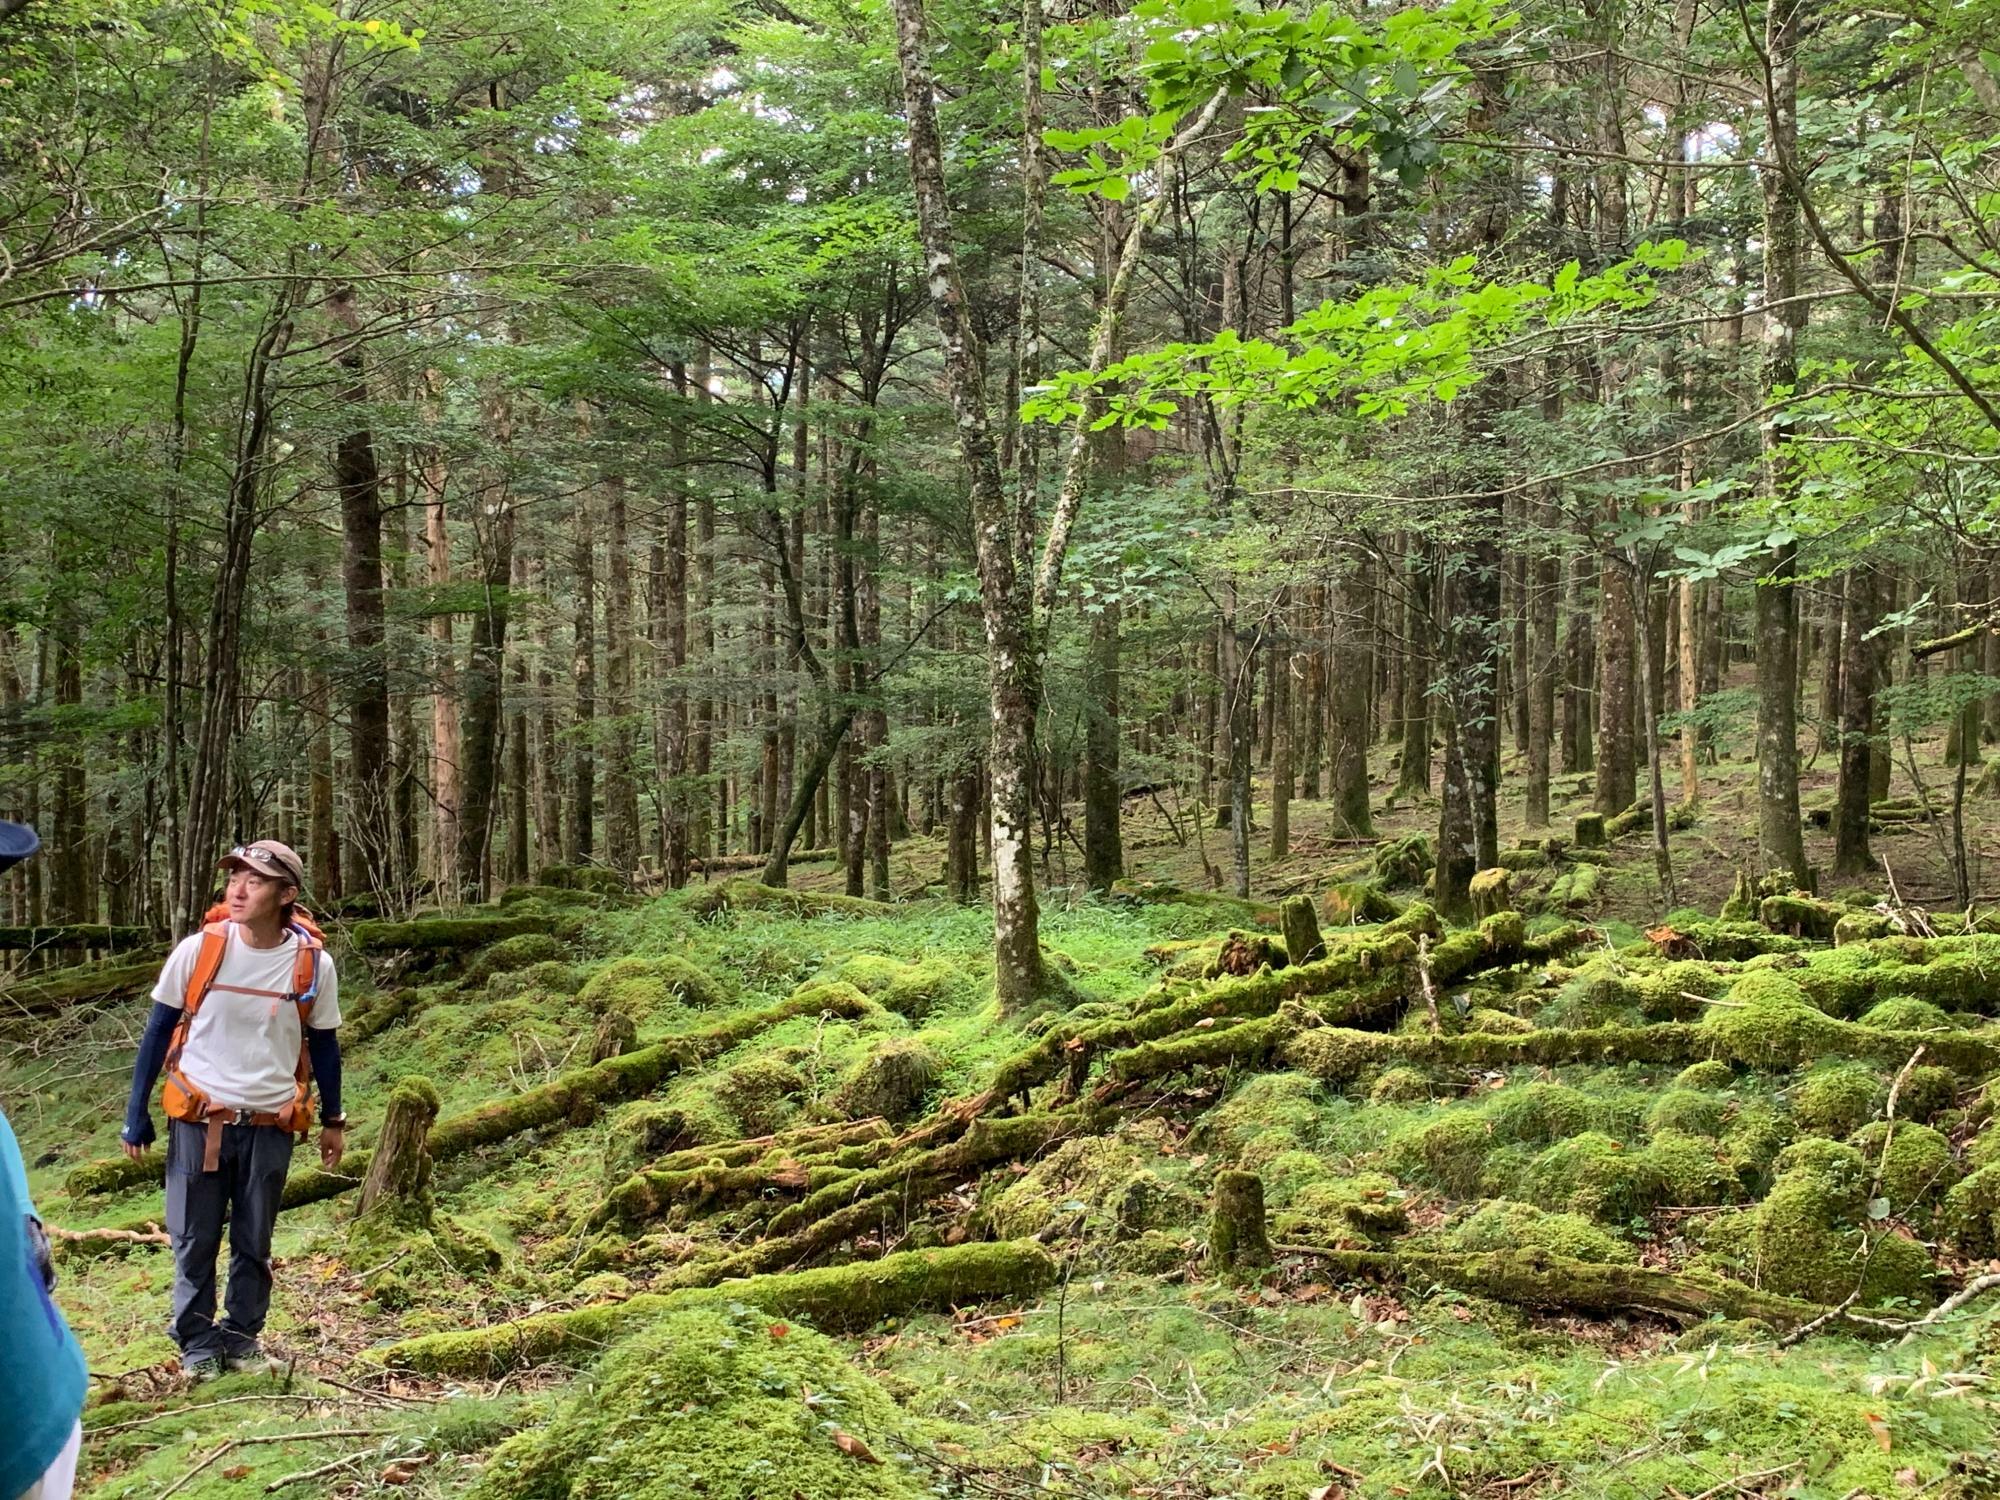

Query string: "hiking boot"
[[222, 1349, 274, 1375], [183, 1357, 223, 1384]]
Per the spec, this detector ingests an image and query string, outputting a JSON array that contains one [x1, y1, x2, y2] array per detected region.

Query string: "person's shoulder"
[[164, 930, 210, 964]]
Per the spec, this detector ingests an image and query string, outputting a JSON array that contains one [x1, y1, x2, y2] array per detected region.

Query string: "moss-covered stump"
[[536, 863, 628, 894], [356, 1076, 442, 1216], [1573, 812, 1606, 848], [467, 1305, 926, 1500], [375, 1240, 1060, 1377], [1203, 930, 1287, 977], [1468, 868, 1512, 921], [349, 913, 551, 954], [828, 1039, 942, 1124], [1209, 1170, 1273, 1280], [1547, 862, 1602, 910], [1279, 894, 1325, 965]]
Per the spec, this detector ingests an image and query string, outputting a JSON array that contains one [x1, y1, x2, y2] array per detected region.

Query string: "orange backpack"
[[160, 904, 327, 1171]]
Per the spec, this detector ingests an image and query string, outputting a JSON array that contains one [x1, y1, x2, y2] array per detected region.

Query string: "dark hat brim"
[[0, 821, 40, 875]]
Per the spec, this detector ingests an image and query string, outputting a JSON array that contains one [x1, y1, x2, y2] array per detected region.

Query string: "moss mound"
[[1855, 996, 1952, 1032], [827, 1039, 942, 1124], [1849, 1122, 1960, 1221], [985, 1136, 1197, 1241], [1790, 1062, 1886, 1138], [1646, 1089, 1725, 1139], [831, 954, 969, 1019], [468, 1305, 925, 1500], [1674, 1060, 1736, 1091], [578, 955, 728, 1020], [1704, 972, 1847, 1065], [1440, 1199, 1636, 1265], [1367, 1066, 1433, 1104], [1520, 1132, 1665, 1222], [1942, 1163, 2000, 1256], [467, 932, 570, 985], [1275, 1172, 1409, 1241]]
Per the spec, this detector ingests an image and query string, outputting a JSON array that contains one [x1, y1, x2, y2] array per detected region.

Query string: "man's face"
[[225, 866, 295, 925]]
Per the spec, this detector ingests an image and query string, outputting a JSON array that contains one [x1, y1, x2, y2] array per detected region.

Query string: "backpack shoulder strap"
[[288, 922, 325, 1022], [182, 923, 231, 1021]]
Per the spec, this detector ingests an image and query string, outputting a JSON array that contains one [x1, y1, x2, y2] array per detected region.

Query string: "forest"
[[5, 0, 2000, 1493]]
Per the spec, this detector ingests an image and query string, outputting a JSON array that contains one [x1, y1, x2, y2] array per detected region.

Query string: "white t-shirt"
[[152, 924, 341, 1113]]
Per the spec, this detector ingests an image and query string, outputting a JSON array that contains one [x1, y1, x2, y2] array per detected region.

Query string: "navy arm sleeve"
[[121, 1002, 179, 1147], [306, 1028, 342, 1120]]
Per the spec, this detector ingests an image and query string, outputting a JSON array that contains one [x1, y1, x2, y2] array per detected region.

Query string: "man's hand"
[[121, 1138, 151, 1162], [320, 1125, 345, 1170]]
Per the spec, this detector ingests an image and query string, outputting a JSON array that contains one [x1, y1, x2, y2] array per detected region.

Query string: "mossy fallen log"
[[373, 1240, 1060, 1377], [592, 1118, 894, 1226], [0, 954, 164, 1018], [0, 924, 152, 951], [65, 986, 886, 1249], [1283, 1019, 2000, 1084], [348, 913, 552, 953], [685, 879, 898, 920], [1281, 1244, 1835, 1333], [1110, 879, 1280, 927], [691, 849, 838, 873]]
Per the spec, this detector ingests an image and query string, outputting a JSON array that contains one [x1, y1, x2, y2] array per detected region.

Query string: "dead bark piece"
[[356, 1077, 441, 1217], [589, 1009, 639, 1063], [1209, 1170, 1272, 1280]]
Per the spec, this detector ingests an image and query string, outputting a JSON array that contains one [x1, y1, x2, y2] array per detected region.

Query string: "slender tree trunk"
[[1833, 567, 1877, 875], [604, 475, 639, 872], [455, 496, 515, 900], [1083, 599, 1124, 889], [1526, 489, 1559, 828], [1755, 0, 1811, 888], [1395, 542, 1431, 797], [661, 361, 691, 886], [568, 484, 596, 864], [420, 376, 460, 892], [1333, 557, 1378, 828]]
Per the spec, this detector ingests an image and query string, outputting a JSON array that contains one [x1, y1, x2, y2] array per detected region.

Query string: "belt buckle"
[[232, 1108, 254, 1127]]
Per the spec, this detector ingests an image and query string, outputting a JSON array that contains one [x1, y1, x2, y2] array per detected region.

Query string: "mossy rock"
[[1647, 1089, 1726, 1139], [1276, 1173, 1410, 1241], [1439, 1199, 1636, 1265], [1760, 893, 1840, 942], [1367, 1066, 1434, 1104], [1192, 1072, 1330, 1160], [1460, 1006, 1534, 1035], [488, 959, 585, 1002], [1391, 1112, 1497, 1200], [708, 1056, 811, 1136], [535, 863, 629, 895], [1109, 1229, 1193, 1274], [1833, 911, 1894, 946], [1790, 1062, 1887, 1138], [1674, 1060, 1737, 1091], [831, 954, 968, 1019], [1485, 1082, 1602, 1146], [1849, 1122, 1961, 1222], [1703, 972, 1847, 1066], [1713, 1142, 1937, 1307], [1573, 812, 1606, 848], [1321, 881, 1399, 926], [1897, 1065, 1960, 1125], [826, 1039, 942, 1124], [1521, 1132, 1665, 1222], [1943, 1163, 2000, 1256], [467, 1305, 924, 1500], [577, 955, 728, 1021], [985, 1136, 1190, 1240], [1648, 1130, 1743, 1205], [1720, 1104, 1794, 1193], [466, 932, 569, 986], [1856, 997, 1953, 1032], [1372, 833, 1432, 888]]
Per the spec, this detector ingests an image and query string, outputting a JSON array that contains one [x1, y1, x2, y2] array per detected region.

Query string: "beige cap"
[[219, 839, 306, 889]]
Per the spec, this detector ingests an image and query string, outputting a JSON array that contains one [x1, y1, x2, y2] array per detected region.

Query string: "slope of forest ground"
[[10, 737, 2000, 1500]]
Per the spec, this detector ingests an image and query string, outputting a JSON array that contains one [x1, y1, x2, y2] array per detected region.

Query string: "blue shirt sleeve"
[[0, 1109, 88, 1496]]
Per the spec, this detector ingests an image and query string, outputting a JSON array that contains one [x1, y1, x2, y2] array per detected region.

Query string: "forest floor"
[[10, 733, 2000, 1499]]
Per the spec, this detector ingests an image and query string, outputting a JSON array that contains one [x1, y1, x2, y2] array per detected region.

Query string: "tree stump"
[[1573, 812, 1606, 848], [356, 1076, 441, 1218], [1208, 1170, 1272, 1280], [590, 1008, 639, 1063], [1280, 895, 1326, 965], [1469, 868, 1512, 921]]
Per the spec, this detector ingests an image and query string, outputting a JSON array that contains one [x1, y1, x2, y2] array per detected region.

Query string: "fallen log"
[[60, 985, 887, 1250], [348, 913, 553, 954], [0, 924, 152, 951], [1280, 1244, 1835, 1333], [685, 880, 898, 920], [372, 1240, 1059, 1377], [0, 955, 164, 1020], [591, 1117, 895, 1227]]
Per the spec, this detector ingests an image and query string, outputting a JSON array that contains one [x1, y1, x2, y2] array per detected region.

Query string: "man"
[[0, 821, 88, 1500], [120, 839, 347, 1377]]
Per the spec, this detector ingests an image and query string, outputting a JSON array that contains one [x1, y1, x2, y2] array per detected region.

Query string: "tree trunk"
[[1526, 491, 1559, 828], [1833, 567, 1877, 875], [892, 0, 1043, 1005], [455, 504, 516, 900], [1394, 543, 1431, 797], [330, 287, 392, 897], [1083, 599, 1124, 890], [420, 378, 460, 892], [1755, 0, 1810, 888], [356, 1078, 440, 1218], [604, 475, 639, 873], [568, 485, 596, 865], [660, 361, 692, 887]]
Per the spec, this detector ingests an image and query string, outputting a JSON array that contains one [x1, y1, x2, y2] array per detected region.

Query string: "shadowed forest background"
[[6, 0, 2000, 1496]]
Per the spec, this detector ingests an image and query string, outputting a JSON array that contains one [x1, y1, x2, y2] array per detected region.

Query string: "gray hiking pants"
[[164, 1118, 295, 1365]]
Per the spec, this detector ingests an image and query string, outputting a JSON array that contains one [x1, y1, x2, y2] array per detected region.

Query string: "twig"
[[1871, 1045, 1927, 1200], [1775, 1289, 1860, 1350], [1685, 1461, 1803, 1500], [1416, 934, 1440, 1036], [89, 1394, 327, 1436], [264, 1447, 390, 1493], [48, 1223, 169, 1247], [159, 1440, 236, 1500]]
